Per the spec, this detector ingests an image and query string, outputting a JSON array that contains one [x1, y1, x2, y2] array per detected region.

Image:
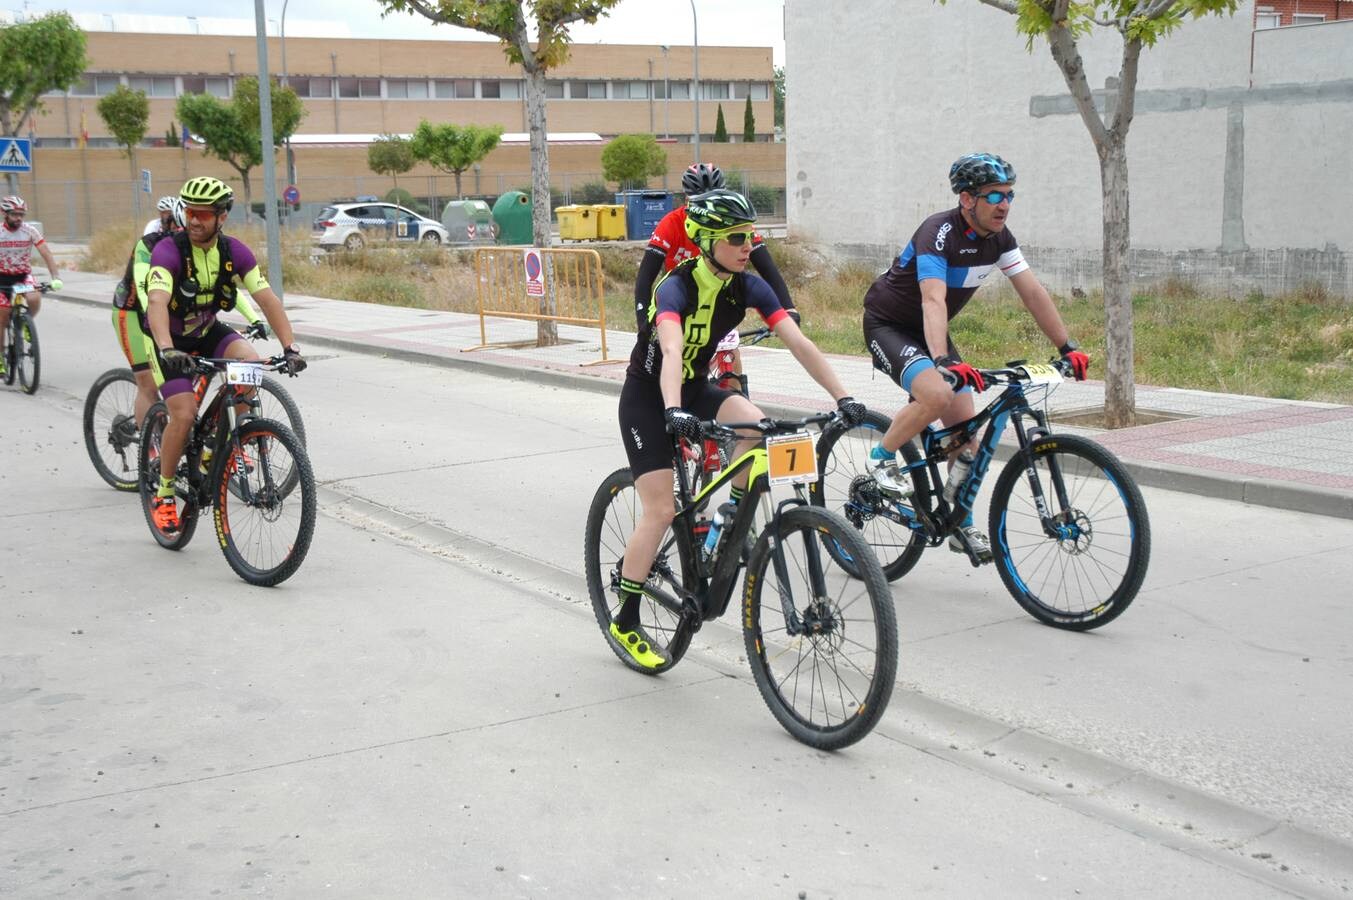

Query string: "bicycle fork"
[[767, 494, 829, 638]]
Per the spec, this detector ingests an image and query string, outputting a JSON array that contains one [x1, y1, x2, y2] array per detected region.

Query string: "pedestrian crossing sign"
[[0, 138, 32, 173]]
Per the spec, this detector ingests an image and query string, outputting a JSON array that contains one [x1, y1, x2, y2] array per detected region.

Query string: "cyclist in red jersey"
[[633, 163, 796, 394]]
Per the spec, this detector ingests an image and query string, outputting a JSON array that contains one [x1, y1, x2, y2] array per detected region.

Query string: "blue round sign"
[[283, 185, 300, 204]]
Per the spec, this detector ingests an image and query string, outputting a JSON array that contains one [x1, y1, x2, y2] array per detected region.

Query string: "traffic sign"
[[141, 168, 152, 194], [523, 249, 545, 297], [0, 138, 32, 173], [283, 184, 300, 204]]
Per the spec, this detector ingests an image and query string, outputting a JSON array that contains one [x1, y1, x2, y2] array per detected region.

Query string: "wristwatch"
[[1058, 339, 1080, 355], [285, 343, 301, 354]]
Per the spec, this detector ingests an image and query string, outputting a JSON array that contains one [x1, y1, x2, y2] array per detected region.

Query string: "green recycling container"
[[492, 190, 534, 245]]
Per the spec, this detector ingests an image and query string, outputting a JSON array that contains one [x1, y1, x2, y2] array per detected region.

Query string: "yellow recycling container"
[[594, 204, 627, 241], [556, 204, 597, 241]]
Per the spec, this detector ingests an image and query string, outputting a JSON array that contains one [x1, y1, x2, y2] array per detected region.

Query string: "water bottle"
[[198, 446, 214, 476], [703, 501, 737, 557], [943, 450, 975, 505]]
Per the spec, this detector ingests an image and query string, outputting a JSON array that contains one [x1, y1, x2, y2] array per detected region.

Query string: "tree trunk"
[[4, 173, 16, 195], [240, 169, 254, 223], [524, 65, 557, 346], [1099, 139, 1136, 428], [454, 171, 463, 200]]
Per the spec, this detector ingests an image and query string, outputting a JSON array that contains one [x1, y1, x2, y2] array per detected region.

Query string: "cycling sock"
[[614, 576, 646, 631], [157, 475, 175, 499], [962, 511, 974, 529], [730, 485, 746, 505]]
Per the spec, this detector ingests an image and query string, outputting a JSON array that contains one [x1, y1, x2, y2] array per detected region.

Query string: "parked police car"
[[313, 200, 450, 251]]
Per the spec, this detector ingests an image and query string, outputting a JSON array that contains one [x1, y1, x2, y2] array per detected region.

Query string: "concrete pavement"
[[50, 266, 1353, 520]]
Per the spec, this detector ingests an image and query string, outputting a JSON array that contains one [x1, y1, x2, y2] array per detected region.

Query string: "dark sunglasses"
[[974, 189, 1015, 205], [722, 231, 756, 246]]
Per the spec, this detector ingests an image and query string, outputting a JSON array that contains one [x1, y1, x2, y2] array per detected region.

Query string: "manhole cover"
[[1049, 407, 1195, 429]]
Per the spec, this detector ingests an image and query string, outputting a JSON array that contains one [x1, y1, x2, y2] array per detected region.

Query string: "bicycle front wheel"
[[214, 418, 316, 587], [812, 411, 927, 581], [137, 402, 199, 550], [83, 368, 141, 491], [744, 505, 898, 750], [15, 312, 38, 394], [989, 433, 1151, 630], [584, 467, 693, 675], [1, 322, 14, 385]]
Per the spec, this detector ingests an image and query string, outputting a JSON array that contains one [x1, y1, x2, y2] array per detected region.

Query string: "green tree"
[[178, 76, 303, 218], [960, 0, 1238, 427], [600, 133, 666, 190], [368, 133, 416, 188], [742, 95, 755, 142], [0, 11, 87, 192], [97, 85, 150, 219], [773, 66, 785, 130], [713, 103, 728, 142], [165, 119, 182, 148], [409, 121, 503, 199], [377, 0, 623, 347]]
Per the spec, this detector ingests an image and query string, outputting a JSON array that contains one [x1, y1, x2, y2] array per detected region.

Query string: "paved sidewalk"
[[52, 270, 1353, 519]]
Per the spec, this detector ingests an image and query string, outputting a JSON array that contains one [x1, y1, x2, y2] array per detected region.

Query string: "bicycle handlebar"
[[736, 326, 776, 348], [190, 355, 292, 375], [697, 410, 840, 443], [939, 356, 1075, 388]]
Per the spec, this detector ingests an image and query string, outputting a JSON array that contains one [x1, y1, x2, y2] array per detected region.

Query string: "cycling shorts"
[[112, 307, 154, 371], [619, 375, 738, 478], [150, 320, 242, 398], [863, 314, 967, 395]]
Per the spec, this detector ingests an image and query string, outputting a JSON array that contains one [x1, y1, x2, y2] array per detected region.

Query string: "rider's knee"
[[911, 380, 952, 416]]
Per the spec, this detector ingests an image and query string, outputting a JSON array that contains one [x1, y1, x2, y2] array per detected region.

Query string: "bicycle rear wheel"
[[83, 368, 141, 491], [214, 418, 316, 586], [812, 411, 927, 581], [584, 467, 693, 675], [744, 505, 898, 750], [137, 402, 199, 550], [989, 433, 1151, 631], [15, 312, 38, 394]]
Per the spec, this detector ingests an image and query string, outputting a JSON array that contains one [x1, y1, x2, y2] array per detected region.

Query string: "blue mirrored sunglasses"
[[975, 189, 1015, 205]]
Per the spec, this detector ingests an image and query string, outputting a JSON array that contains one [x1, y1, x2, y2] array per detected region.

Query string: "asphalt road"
[[3, 299, 1351, 897]]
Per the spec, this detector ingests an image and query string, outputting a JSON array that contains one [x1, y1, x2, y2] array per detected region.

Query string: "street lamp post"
[[661, 45, 670, 139], [280, 0, 295, 225], [690, 0, 700, 163]]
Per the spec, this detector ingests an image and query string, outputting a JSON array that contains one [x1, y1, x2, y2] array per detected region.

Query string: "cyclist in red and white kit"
[[0, 195, 61, 354], [634, 163, 796, 394]]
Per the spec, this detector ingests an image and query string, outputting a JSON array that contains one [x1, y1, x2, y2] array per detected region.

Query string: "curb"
[[52, 287, 1353, 521]]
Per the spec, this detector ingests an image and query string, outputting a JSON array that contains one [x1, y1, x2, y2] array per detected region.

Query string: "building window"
[[733, 81, 770, 101], [1254, 7, 1280, 28], [336, 77, 381, 98], [614, 81, 648, 99], [667, 80, 691, 101], [480, 80, 521, 99], [73, 74, 123, 96], [181, 76, 230, 98], [434, 79, 475, 99], [388, 78, 429, 99], [701, 82, 730, 100], [128, 76, 176, 98], [545, 80, 565, 99], [291, 77, 333, 99], [568, 80, 606, 99], [1292, 13, 1325, 24]]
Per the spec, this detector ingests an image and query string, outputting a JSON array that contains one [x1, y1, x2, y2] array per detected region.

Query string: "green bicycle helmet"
[[683, 189, 757, 250], [180, 176, 234, 212]]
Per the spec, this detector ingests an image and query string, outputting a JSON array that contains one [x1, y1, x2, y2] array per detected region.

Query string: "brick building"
[[1254, 0, 1353, 27]]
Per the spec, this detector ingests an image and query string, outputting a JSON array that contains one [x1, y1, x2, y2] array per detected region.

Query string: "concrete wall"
[[786, 0, 1353, 295]]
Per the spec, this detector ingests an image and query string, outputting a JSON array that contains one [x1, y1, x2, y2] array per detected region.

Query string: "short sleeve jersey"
[[627, 258, 788, 381], [146, 235, 269, 338], [863, 207, 1029, 332], [0, 222, 45, 275], [646, 206, 766, 272]]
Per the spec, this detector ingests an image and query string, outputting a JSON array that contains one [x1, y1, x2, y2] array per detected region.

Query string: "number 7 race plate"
[[766, 431, 818, 486]]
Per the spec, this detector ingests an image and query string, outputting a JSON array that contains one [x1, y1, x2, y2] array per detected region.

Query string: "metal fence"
[[24, 168, 790, 241]]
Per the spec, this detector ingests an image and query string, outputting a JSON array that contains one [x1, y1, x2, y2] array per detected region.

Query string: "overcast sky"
[[14, 1, 788, 65]]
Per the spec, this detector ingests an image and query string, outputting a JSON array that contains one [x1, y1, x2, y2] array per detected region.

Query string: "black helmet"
[[683, 189, 756, 246], [682, 162, 725, 196], [949, 153, 1016, 195]]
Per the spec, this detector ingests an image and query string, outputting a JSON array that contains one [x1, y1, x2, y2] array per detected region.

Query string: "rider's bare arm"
[[1008, 269, 1070, 351], [656, 318, 685, 409], [145, 288, 174, 350], [920, 278, 950, 359]]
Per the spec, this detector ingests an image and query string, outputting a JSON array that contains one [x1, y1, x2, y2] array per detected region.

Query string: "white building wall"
[[787, 0, 1353, 292]]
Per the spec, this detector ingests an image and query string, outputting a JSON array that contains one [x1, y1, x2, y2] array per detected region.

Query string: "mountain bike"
[[82, 324, 306, 492], [813, 358, 1151, 631], [1, 280, 53, 395], [137, 355, 315, 587], [585, 411, 897, 750]]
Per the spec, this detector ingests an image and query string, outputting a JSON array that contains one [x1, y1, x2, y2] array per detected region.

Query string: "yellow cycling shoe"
[[609, 621, 667, 670]]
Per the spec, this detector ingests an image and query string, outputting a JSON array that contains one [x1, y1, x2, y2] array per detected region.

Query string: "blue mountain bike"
[[813, 358, 1150, 631]]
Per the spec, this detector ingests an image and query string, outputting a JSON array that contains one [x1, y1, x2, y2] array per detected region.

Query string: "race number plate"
[[225, 362, 263, 386], [766, 431, 817, 486], [1016, 363, 1063, 385]]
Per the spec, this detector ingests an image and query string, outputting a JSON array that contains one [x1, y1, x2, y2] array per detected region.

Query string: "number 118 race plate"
[[766, 432, 817, 486]]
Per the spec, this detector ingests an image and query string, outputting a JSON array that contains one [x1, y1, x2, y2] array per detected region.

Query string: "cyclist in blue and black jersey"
[[611, 189, 866, 669], [862, 153, 1090, 558]]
